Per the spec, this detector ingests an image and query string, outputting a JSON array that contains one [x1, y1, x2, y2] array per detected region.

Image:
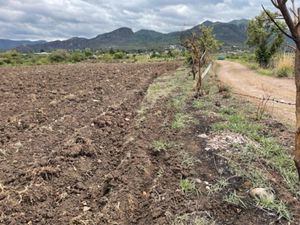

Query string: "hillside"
[[0, 40, 46, 51], [14, 19, 249, 52]]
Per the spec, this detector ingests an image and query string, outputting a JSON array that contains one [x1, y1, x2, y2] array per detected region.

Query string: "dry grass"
[[227, 52, 295, 77], [272, 53, 294, 77], [274, 53, 294, 69]]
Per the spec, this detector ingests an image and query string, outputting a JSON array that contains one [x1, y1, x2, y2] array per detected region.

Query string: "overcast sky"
[[0, 0, 280, 41]]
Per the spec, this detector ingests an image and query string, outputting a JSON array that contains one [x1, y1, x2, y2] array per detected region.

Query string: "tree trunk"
[[294, 48, 300, 179], [191, 56, 197, 80], [196, 60, 202, 94]]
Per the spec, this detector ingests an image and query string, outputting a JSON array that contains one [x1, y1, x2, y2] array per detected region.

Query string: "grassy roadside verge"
[[192, 68, 299, 221], [135, 64, 299, 224], [226, 53, 294, 78], [226, 58, 274, 76]]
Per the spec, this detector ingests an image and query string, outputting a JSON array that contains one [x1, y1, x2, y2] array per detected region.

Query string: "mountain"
[[134, 30, 165, 40], [0, 40, 46, 51], [228, 19, 249, 26], [184, 20, 248, 47], [86, 27, 135, 49], [13, 19, 249, 52]]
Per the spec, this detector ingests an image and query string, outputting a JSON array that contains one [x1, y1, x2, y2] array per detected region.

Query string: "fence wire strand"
[[231, 92, 296, 106]]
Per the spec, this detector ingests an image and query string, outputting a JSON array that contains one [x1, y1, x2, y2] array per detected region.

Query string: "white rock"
[[14, 141, 23, 148], [194, 178, 202, 184], [198, 134, 208, 139], [49, 100, 59, 106], [0, 149, 6, 156], [250, 188, 275, 202], [83, 206, 91, 212], [64, 94, 77, 101]]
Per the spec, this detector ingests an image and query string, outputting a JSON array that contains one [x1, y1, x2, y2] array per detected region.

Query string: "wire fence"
[[231, 92, 296, 106]]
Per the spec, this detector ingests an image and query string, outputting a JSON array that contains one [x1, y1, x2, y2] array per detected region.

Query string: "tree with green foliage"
[[113, 51, 125, 59], [48, 49, 70, 63], [247, 11, 286, 68], [198, 26, 221, 57], [184, 25, 221, 94], [196, 26, 221, 93], [109, 48, 115, 54], [71, 51, 85, 62], [84, 48, 93, 58]]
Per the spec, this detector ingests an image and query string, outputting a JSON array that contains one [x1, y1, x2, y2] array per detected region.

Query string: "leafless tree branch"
[[271, 0, 279, 8], [287, 44, 297, 50], [289, 7, 298, 23], [262, 5, 296, 41], [277, 0, 298, 37]]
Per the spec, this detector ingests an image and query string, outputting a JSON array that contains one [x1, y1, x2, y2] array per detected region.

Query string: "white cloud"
[[0, 0, 275, 40]]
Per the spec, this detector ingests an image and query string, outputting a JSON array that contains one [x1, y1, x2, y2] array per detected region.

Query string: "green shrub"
[[276, 66, 293, 78], [71, 52, 85, 62], [166, 50, 174, 58], [228, 54, 239, 59], [10, 50, 18, 57], [84, 49, 93, 58], [48, 50, 69, 63], [36, 57, 50, 65], [185, 52, 193, 65], [217, 55, 225, 60], [109, 48, 115, 54], [150, 51, 161, 59], [3, 58, 12, 64], [98, 53, 113, 61], [249, 64, 259, 70], [113, 51, 125, 59], [2, 50, 18, 58], [29, 55, 39, 64], [0, 51, 13, 64]]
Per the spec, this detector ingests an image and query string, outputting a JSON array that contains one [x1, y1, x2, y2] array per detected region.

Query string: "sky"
[[0, 0, 279, 41]]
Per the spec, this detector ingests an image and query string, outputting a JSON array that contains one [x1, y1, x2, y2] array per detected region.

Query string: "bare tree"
[[265, 0, 300, 179]]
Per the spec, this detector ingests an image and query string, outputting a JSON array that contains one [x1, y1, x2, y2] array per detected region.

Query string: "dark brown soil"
[[0, 62, 299, 225], [0, 62, 180, 224]]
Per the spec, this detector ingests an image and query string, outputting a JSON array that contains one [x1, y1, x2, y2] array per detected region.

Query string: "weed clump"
[[276, 66, 293, 78], [152, 140, 171, 153], [180, 179, 196, 193], [172, 113, 193, 129]]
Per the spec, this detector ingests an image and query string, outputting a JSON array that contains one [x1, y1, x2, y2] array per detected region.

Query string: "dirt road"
[[217, 60, 296, 126]]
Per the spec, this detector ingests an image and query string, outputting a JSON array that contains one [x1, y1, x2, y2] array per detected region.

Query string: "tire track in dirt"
[[217, 61, 296, 126]]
